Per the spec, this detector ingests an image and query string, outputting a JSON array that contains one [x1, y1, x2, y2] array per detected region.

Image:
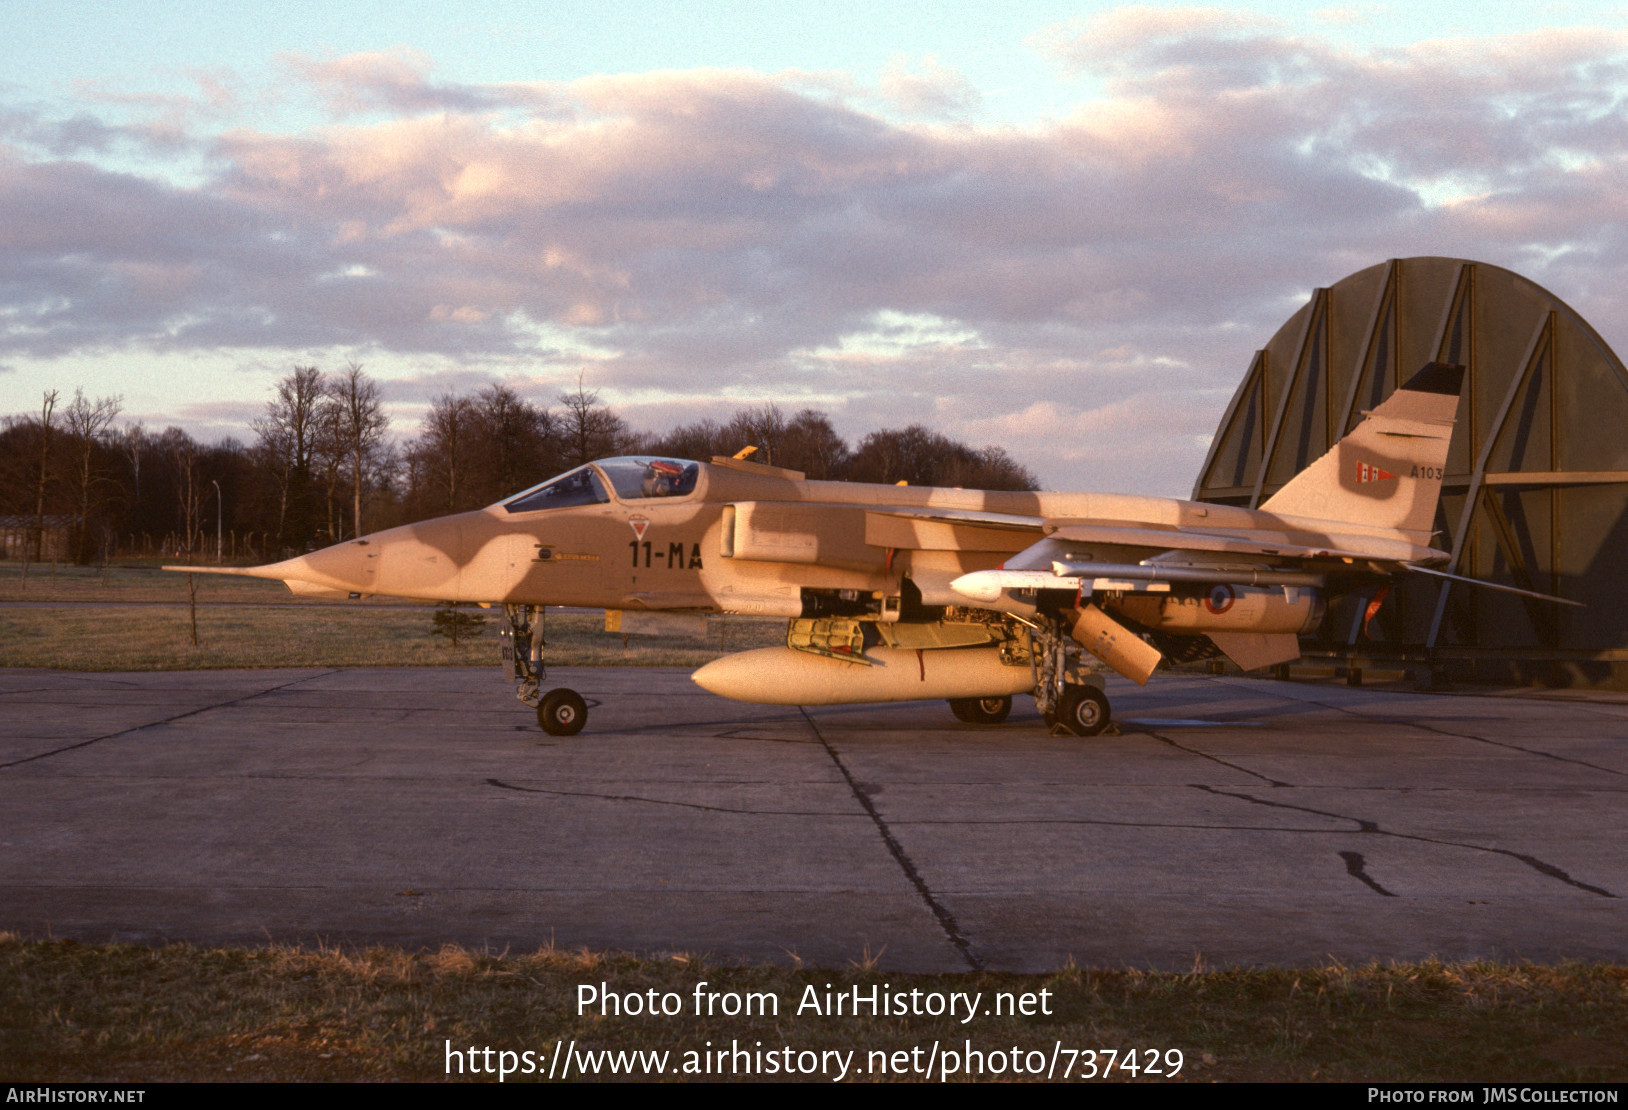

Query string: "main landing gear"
[[1030, 615, 1112, 737], [942, 615, 1114, 735], [502, 604, 588, 736], [947, 695, 1013, 724], [1050, 683, 1110, 736]]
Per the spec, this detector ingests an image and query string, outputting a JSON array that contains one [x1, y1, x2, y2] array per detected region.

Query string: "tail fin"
[[1260, 362, 1464, 543]]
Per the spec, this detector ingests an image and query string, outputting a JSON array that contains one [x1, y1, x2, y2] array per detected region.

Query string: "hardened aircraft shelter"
[[1193, 257, 1628, 688]]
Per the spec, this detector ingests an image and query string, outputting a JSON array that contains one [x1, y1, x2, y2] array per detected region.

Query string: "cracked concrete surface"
[[1, 667, 1624, 971]]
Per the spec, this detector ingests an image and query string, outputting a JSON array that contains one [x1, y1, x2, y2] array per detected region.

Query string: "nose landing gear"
[[502, 604, 589, 735]]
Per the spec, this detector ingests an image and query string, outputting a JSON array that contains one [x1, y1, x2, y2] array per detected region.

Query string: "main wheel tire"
[[538, 688, 588, 736], [948, 695, 1014, 724], [1055, 685, 1110, 736]]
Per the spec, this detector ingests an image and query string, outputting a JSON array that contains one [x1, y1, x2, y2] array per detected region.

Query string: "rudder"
[[1260, 362, 1465, 543]]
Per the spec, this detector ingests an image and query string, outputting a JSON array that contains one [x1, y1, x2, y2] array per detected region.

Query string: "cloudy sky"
[[4, 1, 1627, 495]]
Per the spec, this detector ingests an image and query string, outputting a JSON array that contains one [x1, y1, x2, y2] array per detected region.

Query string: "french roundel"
[[1204, 584, 1236, 614]]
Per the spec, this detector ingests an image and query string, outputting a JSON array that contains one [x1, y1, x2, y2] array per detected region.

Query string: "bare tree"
[[644, 405, 849, 478], [329, 362, 389, 537], [32, 390, 59, 561], [781, 409, 850, 479], [469, 384, 556, 504], [119, 422, 146, 508], [845, 425, 1037, 490], [558, 374, 631, 466], [252, 366, 327, 547], [721, 403, 789, 466], [157, 428, 205, 558], [414, 393, 476, 512], [846, 424, 939, 486], [312, 391, 347, 543], [966, 444, 1039, 491], [646, 417, 724, 462], [63, 389, 123, 562]]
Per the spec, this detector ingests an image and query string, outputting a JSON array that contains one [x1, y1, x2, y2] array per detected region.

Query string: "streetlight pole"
[[211, 480, 222, 564]]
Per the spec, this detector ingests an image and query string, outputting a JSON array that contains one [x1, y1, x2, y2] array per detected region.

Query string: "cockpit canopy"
[[502, 457, 701, 513]]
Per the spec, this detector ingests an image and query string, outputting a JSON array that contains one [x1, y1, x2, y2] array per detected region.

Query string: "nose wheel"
[[537, 688, 588, 736]]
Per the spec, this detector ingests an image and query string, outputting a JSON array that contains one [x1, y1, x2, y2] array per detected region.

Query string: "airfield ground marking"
[[1136, 703, 1618, 899], [797, 706, 984, 972], [1137, 726, 1291, 788], [484, 778, 858, 818], [1150, 679, 1626, 896], [1220, 677, 1628, 779], [0, 669, 343, 770], [1193, 783, 1618, 899], [1120, 725, 1400, 898]]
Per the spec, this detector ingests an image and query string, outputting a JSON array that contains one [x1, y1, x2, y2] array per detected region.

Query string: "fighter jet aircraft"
[[170, 362, 1572, 736]]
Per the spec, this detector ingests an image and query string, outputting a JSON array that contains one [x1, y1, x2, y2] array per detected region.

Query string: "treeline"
[[0, 367, 1036, 563]]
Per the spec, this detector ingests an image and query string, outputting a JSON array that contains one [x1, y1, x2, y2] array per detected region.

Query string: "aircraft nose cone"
[[368, 515, 469, 598], [280, 539, 377, 594]]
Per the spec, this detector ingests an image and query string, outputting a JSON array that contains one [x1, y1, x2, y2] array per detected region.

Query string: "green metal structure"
[[1193, 257, 1628, 687]]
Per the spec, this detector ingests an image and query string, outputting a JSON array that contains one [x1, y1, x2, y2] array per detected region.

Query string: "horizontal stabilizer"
[[1404, 565, 1584, 607]]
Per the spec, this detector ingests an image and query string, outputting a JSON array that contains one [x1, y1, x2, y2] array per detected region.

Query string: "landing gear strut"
[[1029, 615, 1112, 736], [502, 604, 588, 736]]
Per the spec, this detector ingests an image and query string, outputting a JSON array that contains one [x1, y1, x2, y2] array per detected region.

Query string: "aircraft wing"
[[1041, 522, 1429, 564], [863, 506, 1046, 531], [862, 508, 1043, 554], [869, 508, 1434, 604], [839, 500, 1442, 574], [860, 509, 1413, 562], [860, 505, 1433, 562]]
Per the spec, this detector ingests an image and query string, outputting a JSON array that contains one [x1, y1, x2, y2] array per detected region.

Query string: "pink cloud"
[[5, 27, 1628, 491], [277, 48, 548, 118]]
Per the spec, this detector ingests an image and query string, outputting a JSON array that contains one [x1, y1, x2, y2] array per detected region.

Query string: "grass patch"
[[0, 558, 783, 670], [0, 606, 784, 670], [0, 559, 784, 669], [0, 560, 316, 605], [1, 937, 1623, 1082]]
